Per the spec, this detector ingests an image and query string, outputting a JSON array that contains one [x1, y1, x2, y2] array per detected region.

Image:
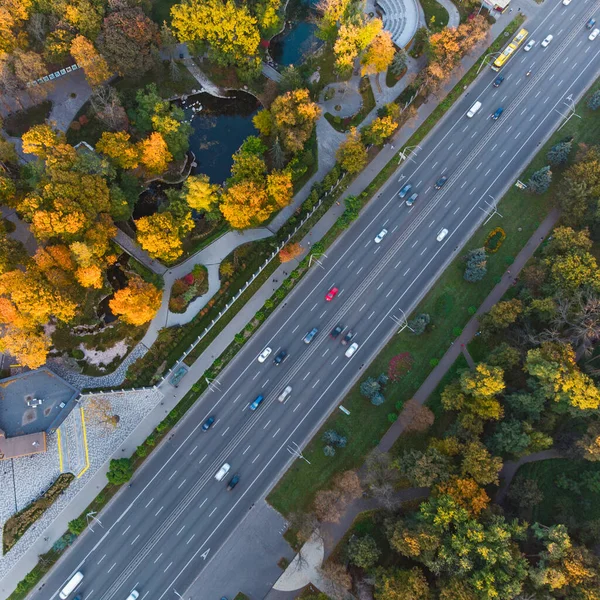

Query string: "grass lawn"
[[267, 65, 600, 521], [4, 101, 52, 136], [420, 0, 449, 30], [508, 459, 600, 526], [151, 0, 178, 24]]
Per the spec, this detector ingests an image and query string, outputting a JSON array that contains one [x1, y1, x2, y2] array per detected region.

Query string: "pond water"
[[270, 21, 319, 66], [133, 181, 173, 221], [184, 91, 261, 184]]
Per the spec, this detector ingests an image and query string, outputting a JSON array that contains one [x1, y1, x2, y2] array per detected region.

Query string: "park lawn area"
[[508, 459, 600, 526], [267, 72, 600, 520], [420, 0, 449, 30]]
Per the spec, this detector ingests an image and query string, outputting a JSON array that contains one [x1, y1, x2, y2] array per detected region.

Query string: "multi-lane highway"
[[37, 2, 600, 599]]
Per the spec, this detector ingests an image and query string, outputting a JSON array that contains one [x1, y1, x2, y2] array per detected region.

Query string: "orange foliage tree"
[[137, 132, 172, 174], [220, 179, 274, 228], [279, 243, 303, 263], [70, 35, 111, 87], [109, 275, 162, 326], [135, 211, 193, 262]]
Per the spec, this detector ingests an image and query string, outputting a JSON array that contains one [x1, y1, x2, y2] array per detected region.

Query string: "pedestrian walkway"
[[113, 228, 167, 276]]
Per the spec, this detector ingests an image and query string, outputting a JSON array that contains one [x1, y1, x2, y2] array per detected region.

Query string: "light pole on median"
[[477, 52, 501, 74], [308, 252, 327, 269], [397, 144, 422, 165], [480, 194, 503, 225], [287, 441, 311, 464], [556, 95, 581, 131]]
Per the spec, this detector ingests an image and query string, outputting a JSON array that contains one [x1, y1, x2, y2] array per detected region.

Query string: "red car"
[[325, 287, 339, 302]]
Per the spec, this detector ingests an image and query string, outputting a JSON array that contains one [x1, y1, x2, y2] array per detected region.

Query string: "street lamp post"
[[397, 144, 422, 165], [287, 442, 311, 464], [476, 52, 501, 74], [556, 95, 581, 131]]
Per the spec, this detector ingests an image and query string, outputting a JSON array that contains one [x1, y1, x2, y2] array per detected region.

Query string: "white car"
[[562, 0, 572, 5], [215, 463, 231, 481], [345, 342, 359, 358], [126, 592, 140, 600], [524, 39, 535, 51], [541, 34, 553, 47], [589, 28, 600, 41], [436, 228, 449, 242], [278, 386, 292, 403], [374, 229, 388, 244], [257, 347, 272, 363]]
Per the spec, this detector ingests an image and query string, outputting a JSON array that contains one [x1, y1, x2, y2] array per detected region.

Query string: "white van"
[[215, 463, 230, 481], [59, 571, 84, 599], [467, 101, 482, 118]]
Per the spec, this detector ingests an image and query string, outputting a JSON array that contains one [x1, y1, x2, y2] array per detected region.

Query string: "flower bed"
[[168, 265, 209, 313], [484, 227, 506, 253]]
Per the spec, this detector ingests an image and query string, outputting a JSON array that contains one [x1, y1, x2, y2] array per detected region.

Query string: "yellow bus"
[[491, 28, 529, 71]]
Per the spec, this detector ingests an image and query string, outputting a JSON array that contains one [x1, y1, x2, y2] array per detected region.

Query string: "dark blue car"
[[202, 416, 215, 431], [492, 107, 504, 121], [493, 75, 504, 87]]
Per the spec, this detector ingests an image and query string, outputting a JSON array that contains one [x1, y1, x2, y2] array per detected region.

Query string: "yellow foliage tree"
[[135, 211, 193, 262], [362, 116, 397, 146], [220, 180, 273, 228], [75, 265, 104, 289], [171, 0, 260, 67], [435, 476, 490, 516], [183, 174, 220, 212], [70, 35, 111, 87], [109, 275, 162, 326], [266, 170, 293, 208], [361, 30, 395, 76], [334, 18, 382, 76], [270, 89, 321, 153], [96, 131, 140, 169], [138, 132, 173, 174], [336, 127, 367, 174], [279, 242, 303, 263], [0, 326, 51, 369], [22, 124, 63, 159], [252, 110, 273, 137]]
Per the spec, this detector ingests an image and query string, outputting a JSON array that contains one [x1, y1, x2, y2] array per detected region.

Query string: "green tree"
[[106, 458, 133, 484], [487, 342, 521, 370], [68, 517, 86, 535], [408, 313, 430, 335], [587, 89, 600, 110], [461, 440, 502, 486], [528, 165, 552, 194], [346, 534, 381, 569], [395, 447, 452, 487], [279, 64, 305, 91], [546, 140, 572, 165], [390, 48, 408, 77], [506, 476, 544, 512], [487, 419, 531, 456], [464, 247, 487, 282]]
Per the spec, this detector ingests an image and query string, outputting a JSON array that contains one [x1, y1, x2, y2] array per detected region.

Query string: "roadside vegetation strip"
[[267, 76, 600, 520]]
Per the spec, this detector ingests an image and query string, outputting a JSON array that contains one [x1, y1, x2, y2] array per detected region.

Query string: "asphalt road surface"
[[37, 3, 600, 599]]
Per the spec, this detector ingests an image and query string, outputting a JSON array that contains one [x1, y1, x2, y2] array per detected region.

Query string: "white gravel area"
[[79, 341, 129, 367], [0, 387, 163, 574]]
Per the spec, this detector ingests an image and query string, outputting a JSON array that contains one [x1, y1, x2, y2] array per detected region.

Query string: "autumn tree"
[[279, 243, 303, 263], [267, 170, 293, 207], [334, 18, 382, 77], [138, 132, 173, 174], [395, 447, 452, 487], [373, 567, 430, 600], [315, 0, 353, 43], [337, 127, 367, 173], [361, 30, 395, 83], [90, 85, 129, 131], [525, 341, 600, 411], [479, 298, 523, 336], [434, 476, 490, 516], [559, 147, 600, 226], [96, 131, 140, 169], [259, 89, 321, 153], [171, 0, 260, 70], [109, 275, 162, 326], [183, 174, 220, 213], [0, 326, 51, 369], [99, 7, 159, 77], [362, 116, 397, 146], [21, 124, 63, 159], [135, 211, 193, 262], [220, 180, 273, 228], [577, 421, 600, 461], [70, 35, 111, 87], [346, 534, 380, 569], [461, 440, 502, 486], [63, 0, 105, 39]]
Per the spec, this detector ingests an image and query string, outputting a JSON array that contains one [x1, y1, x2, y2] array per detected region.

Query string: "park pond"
[[270, 0, 319, 66]]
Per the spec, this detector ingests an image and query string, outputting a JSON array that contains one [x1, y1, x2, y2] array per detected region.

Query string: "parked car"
[[345, 342, 359, 358], [341, 330, 355, 346], [249, 395, 264, 411], [257, 347, 272, 363], [541, 34, 553, 47], [303, 327, 318, 344], [524, 39, 536, 51], [202, 416, 215, 431], [406, 192, 418, 207], [273, 350, 288, 365], [493, 75, 504, 87], [330, 324, 343, 338], [374, 229, 388, 244], [325, 287, 339, 301], [435, 175, 448, 190], [398, 183, 412, 199], [226, 474, 240, 491]]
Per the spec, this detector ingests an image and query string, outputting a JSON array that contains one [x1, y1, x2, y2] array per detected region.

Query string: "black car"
[[227, 474, 240, 491], [202, 416, 215, 431], [493, 75, 504, 87], [330, 324, 343, 338], [273, 350, 288, 366], [341, 330, 355, 346], [435, 175, 448, 190]]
